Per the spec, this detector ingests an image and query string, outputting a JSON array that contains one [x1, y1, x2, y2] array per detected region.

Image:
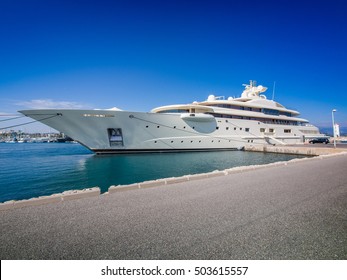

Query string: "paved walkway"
[[0, 153, 346, 259]]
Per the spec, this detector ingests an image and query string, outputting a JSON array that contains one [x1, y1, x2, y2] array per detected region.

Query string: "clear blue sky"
[[0, 0, 346, 132]]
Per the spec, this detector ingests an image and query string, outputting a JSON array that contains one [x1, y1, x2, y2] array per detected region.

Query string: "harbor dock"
[[244, 143, 347, 156], [0, 145, 346, 259]]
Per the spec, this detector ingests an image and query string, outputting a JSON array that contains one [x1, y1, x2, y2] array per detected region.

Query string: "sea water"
[[0, 143, 306, 202]]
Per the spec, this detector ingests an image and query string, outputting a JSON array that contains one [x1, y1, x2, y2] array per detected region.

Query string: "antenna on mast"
[[272, 81, 276, 100]]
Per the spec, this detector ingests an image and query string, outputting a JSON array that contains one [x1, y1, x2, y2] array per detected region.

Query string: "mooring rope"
[[0, 115, 26, 122], [0, 114, 59, 130]]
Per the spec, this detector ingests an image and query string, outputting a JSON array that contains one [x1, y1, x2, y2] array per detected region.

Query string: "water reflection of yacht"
[[20, 81, 325, 154]]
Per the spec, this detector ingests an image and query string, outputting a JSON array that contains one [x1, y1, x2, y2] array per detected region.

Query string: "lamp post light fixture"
[[332, 109, 337, 148]]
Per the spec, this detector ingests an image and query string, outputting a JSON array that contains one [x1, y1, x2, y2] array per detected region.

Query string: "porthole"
[[146, 125, 149, 128]]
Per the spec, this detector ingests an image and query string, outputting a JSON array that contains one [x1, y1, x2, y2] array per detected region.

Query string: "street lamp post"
[[332, 109, 337, 148]]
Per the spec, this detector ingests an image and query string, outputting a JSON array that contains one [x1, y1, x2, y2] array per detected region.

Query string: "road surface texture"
[[0, 154, 346, 259]]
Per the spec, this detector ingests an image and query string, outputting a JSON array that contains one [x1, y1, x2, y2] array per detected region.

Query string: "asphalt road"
[[0, 154, 346, 260]]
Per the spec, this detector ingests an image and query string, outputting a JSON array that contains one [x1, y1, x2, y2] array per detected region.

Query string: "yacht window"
[[281, 111, 292, 117], [262, 108, 279, 116], [284, 129, 291, 133], [260, 128, 265, 132], [157, 109, 189, 113], [245, 128, 250, 132]]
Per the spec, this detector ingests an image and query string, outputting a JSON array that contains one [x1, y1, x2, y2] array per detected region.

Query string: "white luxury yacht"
[[20, 81, 325, 154]]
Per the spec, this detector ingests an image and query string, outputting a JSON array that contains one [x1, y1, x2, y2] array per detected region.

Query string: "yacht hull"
[[20, 109, 323, 154]]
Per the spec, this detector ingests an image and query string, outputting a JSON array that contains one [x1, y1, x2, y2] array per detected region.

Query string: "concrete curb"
[[0, 187, 100, 211], [106, 150, 347, 194], [61, 187, 100, 201], [13, 194, 62, 209], [0, 200, 15, 211], [165, 176, 189, 185], [244, 144, 347, 156], [109, 183, 140, 193], [1, 150, 347, 211]]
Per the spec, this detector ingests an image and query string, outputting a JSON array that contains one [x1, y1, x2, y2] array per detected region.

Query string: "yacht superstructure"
[[20, 81, 324, 154]]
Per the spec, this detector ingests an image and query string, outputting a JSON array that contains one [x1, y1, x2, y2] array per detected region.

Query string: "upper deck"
[[151, 81, 308, 124]]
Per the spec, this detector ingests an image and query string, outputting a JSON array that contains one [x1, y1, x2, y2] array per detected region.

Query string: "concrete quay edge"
[[0, 187, 100, 211], [1, 149, 347, 211], [101, 150, 347, 195], [244, 144, 347, 156]]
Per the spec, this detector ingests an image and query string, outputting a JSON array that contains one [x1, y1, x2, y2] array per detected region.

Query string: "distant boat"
[[56, 136, 74, 143], [20, 80, 326, 154], [30, 137, 49, 143]]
